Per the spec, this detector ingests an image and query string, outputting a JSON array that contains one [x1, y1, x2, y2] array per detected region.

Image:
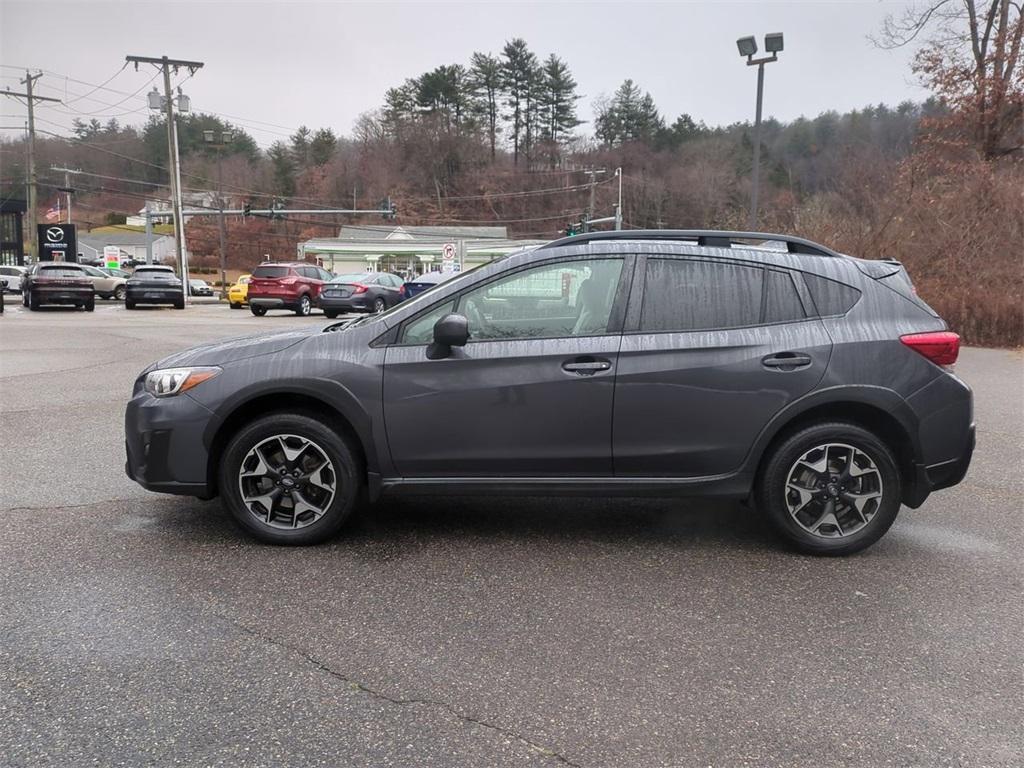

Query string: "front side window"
[[640, 259, 764, 332], [457, 258, 624, 341], [401, 299, 456, 345]]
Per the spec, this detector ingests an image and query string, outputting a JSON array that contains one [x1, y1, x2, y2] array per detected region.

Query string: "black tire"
[[218, 412, 362, 545], [373, 297, 387, 313], [251, 305, 267, 317], [756, 421, 902, 556], [114, 285, 126, 301], [28, 291, 39, 311], [324, 310, 338, 319], [295, 294, 312, 316], [85, 298, 95, 312], [174, 298, 185, 310], [230, 302, 241, 310], [125, 300, 136, 310]]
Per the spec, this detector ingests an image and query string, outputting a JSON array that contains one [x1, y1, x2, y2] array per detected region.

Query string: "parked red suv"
[[247, 262, 333, 316]]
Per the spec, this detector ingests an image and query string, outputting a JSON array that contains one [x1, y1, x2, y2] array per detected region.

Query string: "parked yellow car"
[[228, 274, 251, 308]]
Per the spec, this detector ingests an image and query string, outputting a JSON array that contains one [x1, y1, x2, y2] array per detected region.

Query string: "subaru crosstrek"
[[125, 231, 974, 555]]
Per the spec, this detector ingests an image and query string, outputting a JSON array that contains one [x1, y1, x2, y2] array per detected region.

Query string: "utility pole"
[[614, 167, 623, 231], [583, 167, 606, 232], [2, 73, 62, 261], [127, 54, 203, 303], [52, 166, 80, 224]]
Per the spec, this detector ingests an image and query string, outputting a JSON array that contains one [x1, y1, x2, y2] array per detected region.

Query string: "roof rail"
[[540, 230, 844, 258]]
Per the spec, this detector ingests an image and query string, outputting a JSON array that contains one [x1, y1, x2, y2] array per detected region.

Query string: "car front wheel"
[[114, 286, 126, 301], [756, 421, 901, 556], [219, 413, 362, 545]]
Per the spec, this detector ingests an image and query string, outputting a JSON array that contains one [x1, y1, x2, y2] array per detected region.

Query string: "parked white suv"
[[0, 265, 27, 294]]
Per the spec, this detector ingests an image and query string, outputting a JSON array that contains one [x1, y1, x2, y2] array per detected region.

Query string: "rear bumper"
[[250, 296, 295, 309], [127, 288, 181, 304], [33, 288, 92, 304], [124, 390, 214, 498], [320, 296, 371, 312]]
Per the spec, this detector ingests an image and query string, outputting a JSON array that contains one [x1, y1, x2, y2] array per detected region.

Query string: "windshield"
[[330, 273, 371, 283]]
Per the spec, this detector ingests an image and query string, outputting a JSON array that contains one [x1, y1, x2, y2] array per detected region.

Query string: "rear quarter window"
[[803, 273, 862, 317]]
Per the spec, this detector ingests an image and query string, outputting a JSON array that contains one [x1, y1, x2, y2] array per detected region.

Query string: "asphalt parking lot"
[[1, 301, 1021, 767]]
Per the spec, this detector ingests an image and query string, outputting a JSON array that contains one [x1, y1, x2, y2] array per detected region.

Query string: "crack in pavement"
[[1, 497, 142, 514], [216, 612, 585, 767]]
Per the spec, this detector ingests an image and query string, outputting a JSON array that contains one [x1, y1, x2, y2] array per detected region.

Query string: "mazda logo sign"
[[46, 227, 64, 242]]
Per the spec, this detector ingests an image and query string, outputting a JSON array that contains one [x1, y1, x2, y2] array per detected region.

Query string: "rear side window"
[[803, 274, 861, 317], [253, 266, 289, 279], [135, 269, 176, 280], [763, 270, 806, 324], [641, 259, 763, 332]]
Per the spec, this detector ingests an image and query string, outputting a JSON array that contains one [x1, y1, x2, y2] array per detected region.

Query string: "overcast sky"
[[1, 0, 927, 147]]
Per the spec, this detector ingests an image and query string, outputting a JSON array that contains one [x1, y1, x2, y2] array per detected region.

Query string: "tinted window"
[[317, 268, 333, 281], [332, 273, 369, 283], [641, 259, 763, 332], [37, 265, 86, 278], [458, 258, 624, 341], [803, 274, 861, 317], [252, 266, 289, 278], [763, 270, 806, 324], [401, 299, 456, 344], [134, 269, 177, 281]]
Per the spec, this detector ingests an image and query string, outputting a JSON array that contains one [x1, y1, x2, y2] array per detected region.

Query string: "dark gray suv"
[[125, 231, 974, 555]]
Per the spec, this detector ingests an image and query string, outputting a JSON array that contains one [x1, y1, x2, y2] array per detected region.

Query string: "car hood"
[[154, 326, 319, 369]]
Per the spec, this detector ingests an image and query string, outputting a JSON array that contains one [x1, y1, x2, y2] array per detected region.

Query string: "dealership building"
[[297, 225, 548, 276]]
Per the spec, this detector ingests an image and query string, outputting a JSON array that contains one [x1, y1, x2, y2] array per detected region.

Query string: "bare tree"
[[876, 0, 1023, 157]]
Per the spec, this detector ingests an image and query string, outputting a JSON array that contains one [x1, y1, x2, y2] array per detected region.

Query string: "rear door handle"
[[562, 358, 612, 375], [762, 352, 813, 370]]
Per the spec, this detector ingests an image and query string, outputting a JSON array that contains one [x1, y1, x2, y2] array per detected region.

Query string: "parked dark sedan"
[[401, 270, 457, 300], [319, 271, 404, 318], [189, 279, 214, 297], [126, 265, 184, 309]]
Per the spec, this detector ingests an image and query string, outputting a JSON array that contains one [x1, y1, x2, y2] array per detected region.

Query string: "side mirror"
[[427, 313, 469, 360]]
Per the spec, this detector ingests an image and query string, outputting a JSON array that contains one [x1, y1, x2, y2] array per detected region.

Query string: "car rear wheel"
[[295, 294, 312, 316], [125, 299, 136, 310], [251, 305, 267, 317], [373, 297, 387, 313], [85, 298, 95, 312], [28, 291, 39, 311], [219, 413, 362, 545], [174, 298, 185, 310], [114, 285, 126, 301], [756, 421, 901, 556], [230, 302, 241, 309], [324, 310, 338, 319]]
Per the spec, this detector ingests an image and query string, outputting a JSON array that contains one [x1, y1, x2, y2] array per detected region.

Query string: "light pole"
[[737, 32, 783, 230], [204, 129, 233, 298]]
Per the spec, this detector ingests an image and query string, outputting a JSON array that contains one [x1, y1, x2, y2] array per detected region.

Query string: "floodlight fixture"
[[764, 32, 784, 54], [736, 36, 757, 58]]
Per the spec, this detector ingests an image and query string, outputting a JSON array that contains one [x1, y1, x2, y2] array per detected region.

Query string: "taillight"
[[352, 284, 368, 294], [900, 331, 960, 367], [399, 285, 406, 297]]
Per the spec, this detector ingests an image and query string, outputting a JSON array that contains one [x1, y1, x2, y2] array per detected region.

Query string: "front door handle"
[[762, 352, 813, 371], [562, 357, 612, 375]]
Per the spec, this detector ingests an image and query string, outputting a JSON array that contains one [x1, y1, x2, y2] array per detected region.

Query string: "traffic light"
[[381, 196, 396, 221], [271, 199, 285, 220], [564, 222, 580, 236], [243, 201, 251, 218]]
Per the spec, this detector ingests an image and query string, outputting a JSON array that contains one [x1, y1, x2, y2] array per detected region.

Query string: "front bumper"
[[124, 388, 215, 498]]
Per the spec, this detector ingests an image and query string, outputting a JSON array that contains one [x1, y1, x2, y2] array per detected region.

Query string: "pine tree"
[[500, 38, 538, 166], [468, 52, 502, 159], [538, 54, 581, 144]]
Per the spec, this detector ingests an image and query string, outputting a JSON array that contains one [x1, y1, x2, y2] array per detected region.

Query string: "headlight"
[[144, 366, 221, 397]]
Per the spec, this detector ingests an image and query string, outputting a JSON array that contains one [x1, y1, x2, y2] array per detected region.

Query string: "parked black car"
[[23, 262, 95, 311], [319, 271, 404, 317], [125, 230, 974, 555], [189, 279, 214, 297], [125, 265, 184, 310], [401, 270, 457, 300]]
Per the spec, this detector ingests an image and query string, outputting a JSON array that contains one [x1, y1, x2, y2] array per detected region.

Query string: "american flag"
[[44, 201, 61, 221]]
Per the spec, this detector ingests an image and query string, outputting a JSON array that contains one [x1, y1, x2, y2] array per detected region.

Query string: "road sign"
[[441, 242, 457, 271], [38, 224, 77, 262], [104, 246, 120, 269]]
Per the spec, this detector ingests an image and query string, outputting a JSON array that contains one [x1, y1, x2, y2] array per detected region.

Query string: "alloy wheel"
[[784, 442, 883, 539], [373, 297, 386, 313], [237, 434, 337, 530]]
